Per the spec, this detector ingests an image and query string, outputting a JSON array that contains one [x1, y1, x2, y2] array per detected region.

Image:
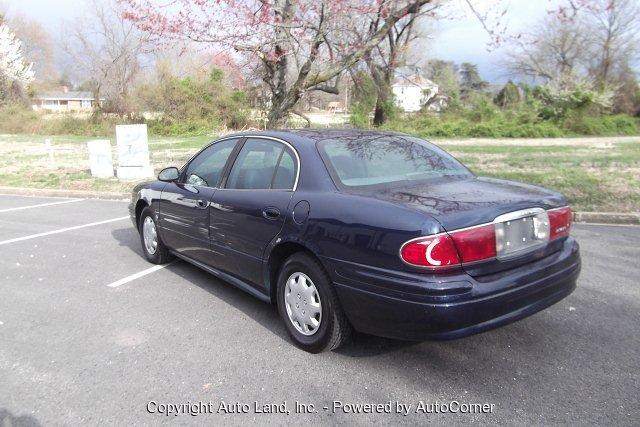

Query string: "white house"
[[392, 75, 439, 112]]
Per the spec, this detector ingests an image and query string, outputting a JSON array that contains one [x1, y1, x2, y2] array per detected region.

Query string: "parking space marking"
[[106, 261, 176, 288], [0, 198, 83, 213], [0, 216, 129, 246]]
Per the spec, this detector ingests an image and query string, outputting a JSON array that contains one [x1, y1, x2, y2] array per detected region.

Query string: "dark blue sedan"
[[129, 130, 580, 353]]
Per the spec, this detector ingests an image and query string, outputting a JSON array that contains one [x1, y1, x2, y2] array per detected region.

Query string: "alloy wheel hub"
[[284, 272, 322, 336], [142, 216, 158, 255]]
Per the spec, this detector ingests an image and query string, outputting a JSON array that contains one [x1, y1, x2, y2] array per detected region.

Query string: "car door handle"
[[196, 199, 207, 209], [262, 207, 280, 220]]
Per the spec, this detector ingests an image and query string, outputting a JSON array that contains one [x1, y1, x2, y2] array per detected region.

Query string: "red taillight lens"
[[400, 224, 497, 269], [400, 234, 461, 268], [449, 224, 497, 263], [548, 206, 572, 240]]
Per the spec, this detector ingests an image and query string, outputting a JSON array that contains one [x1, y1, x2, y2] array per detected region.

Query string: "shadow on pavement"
[[0, 409, 41, 427], [110, 226, 420, 354], [111, 226, 144, 257], [109, 225, 632, 371]]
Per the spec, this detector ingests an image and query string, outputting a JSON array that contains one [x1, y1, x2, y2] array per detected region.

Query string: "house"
[[327, 101, 346, 114], [32, 87, 103, 112], [391, 75, 439, 112]]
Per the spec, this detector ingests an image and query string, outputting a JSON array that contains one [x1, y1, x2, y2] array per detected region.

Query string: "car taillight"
[[450, 224, 497, 263], [400, 233, 461, 268], [400, 224, 496, 269], [401, 207, 571, 270], [548, 206, 572, 240]]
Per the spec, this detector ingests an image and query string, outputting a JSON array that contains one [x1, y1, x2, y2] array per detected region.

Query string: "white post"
[[115, 124, 154, 180], [87, 140, 114, 178], [44, 139, 55, 168]]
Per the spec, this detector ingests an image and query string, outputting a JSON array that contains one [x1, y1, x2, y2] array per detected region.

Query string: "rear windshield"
[[318, 135, 472, 188]]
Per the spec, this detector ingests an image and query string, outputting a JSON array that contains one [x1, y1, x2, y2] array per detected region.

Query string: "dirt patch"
[[436, 136, 638, 147]]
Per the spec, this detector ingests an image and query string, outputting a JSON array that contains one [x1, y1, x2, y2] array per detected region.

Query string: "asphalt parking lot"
[[0, 194, 638, 425]]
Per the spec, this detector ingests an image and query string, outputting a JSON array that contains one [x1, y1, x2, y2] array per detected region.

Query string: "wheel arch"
[[265, 240, 325, 305], [134, 199, 149, 228]]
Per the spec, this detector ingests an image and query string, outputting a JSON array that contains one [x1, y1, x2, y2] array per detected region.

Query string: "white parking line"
[[0, 216, 129, 246], [0, 199, 83, 213], [107, 261, 176, 288]]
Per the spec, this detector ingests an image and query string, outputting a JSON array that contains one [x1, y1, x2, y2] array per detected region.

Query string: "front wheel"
[[139, 207, 173, 264], [277, 253, 352, 353]]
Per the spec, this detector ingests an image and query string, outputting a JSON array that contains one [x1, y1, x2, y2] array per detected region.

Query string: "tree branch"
[[304, 0, 433, 89]]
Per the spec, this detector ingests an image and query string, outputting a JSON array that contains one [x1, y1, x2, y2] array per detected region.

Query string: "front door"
[[209, 138, 298, 288], [158, 138, 240, 264]]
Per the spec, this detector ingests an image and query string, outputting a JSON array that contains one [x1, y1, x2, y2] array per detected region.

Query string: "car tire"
[[139, 207, 173, 264], [277, 252, 352, 353]]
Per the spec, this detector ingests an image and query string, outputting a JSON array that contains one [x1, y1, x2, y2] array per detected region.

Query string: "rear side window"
[[272, 150, 296, 189], [318, 135, 471, 188], [226, 138, 297, 190], [183, 138, 238, 187]]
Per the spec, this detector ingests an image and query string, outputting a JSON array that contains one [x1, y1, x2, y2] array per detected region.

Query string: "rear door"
[[158, 138, 241, 264], [209, 137, 298, 287]]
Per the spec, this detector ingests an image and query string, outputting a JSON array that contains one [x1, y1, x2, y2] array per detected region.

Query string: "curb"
[[0, 186, 129, 201], [1, 186, 638, 225], [573, 211, 640, 225]]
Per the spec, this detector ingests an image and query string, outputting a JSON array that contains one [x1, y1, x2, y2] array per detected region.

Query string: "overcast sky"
[[2, 0, 562, 83]]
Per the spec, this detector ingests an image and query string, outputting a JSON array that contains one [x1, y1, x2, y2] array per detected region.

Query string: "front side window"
[[183, 138, 238, 187], [318, 135, 472, 188], [226, 138, 297, 190]]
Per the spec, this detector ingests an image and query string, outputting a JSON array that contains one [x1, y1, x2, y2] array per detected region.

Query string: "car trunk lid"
[[357, 176, 569, 276]]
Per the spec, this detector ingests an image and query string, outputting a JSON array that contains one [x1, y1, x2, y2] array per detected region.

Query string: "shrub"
[[494, 81, 522, 108], [534, 79, 614, 121], [381, 113, 571, 139], [349, 102, 372, 128], [145, 118, 218, 137], [0, 104, 41, 133], [564, 114, 639, 136], [134, 66, 252, 131]]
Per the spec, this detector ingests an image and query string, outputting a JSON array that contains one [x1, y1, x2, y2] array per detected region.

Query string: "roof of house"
[[34, 91, 99, 101], [392, 75, 437, 89]]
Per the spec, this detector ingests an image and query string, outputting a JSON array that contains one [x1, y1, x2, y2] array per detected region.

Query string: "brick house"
[[32, 87, 104, 113]]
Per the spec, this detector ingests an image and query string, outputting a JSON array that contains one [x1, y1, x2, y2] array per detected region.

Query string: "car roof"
[[219, 129, 411, 147]]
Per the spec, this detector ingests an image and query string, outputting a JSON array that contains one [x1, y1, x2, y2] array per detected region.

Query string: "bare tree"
[[583, 0, 640, 88], [354, 4, 439, 125], [504, 15, 587, 83], [62, 0, 147, 115], [506, 0, 639, 90]]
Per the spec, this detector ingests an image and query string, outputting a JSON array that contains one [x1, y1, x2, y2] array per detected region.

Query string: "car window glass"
[[272, 150, 296, 190], [319, 136, 471, 187], [184, 138, 238, 187], [227, 138, 289, 190]]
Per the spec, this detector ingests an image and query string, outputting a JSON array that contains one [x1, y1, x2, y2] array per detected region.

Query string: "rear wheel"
[[139, 207, 173, 264], [277, 253, 352, 353]]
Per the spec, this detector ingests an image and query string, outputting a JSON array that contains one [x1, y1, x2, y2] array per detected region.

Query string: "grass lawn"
[[0, 133, 214, 194], [0, 133, 638, 212], [439, 140, 640, 212]]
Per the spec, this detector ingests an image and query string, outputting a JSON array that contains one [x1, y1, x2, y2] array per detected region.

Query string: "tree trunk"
[[266, 83, 290, 128], [90, 85, 103, 122], [267, 89, 304, 128], [373, 94, 387, 126], [267, 105, 288, 128], [373, 74, 393, 126]]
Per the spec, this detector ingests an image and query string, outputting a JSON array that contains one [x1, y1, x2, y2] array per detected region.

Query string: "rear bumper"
[[323, 237, 580, 341]]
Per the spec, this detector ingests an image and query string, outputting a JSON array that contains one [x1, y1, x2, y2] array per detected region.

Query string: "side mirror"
[[158, 167, 180, 182]]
